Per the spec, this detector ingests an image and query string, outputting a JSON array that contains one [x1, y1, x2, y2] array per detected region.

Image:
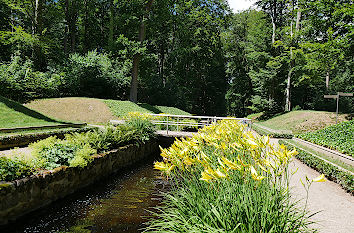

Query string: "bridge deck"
[[156, 130, 195, 138]]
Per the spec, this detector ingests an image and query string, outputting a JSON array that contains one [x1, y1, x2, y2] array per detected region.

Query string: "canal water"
[[1, 156, 168, 233]]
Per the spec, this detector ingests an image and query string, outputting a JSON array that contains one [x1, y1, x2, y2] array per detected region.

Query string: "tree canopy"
[[0, 0, 352, 116]]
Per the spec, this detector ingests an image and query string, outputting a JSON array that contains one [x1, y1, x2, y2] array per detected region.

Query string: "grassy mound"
[[297, 120, 354, 157], [0, 96, 62, 128], [25, 97, 116, 124], [257, 110, 349, 134], [104, 100, 191, 117], [25, 97, 191, 124]]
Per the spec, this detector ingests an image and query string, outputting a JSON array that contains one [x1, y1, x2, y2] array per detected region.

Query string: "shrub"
[[0, 157, 33, 181], [62, 51, 130, 99], [0, 55, 61, 102], [30, 136, 96, 170]]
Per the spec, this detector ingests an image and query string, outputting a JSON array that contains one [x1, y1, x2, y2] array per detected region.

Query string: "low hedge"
[[0, 127, 95, 149], [252, 124, 293, 139], [280, 140, 353, 194]]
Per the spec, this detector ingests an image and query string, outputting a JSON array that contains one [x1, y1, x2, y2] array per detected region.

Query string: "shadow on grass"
[[0, 96, 68, 125], [137, 103, 162, 114]]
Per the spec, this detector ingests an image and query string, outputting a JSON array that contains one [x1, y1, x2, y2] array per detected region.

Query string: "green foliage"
[[298, 120, 354, 157], [0, 156, 33, 181], [146, 121, 314, 232], [0, 55, 62, 102], [104, 100, 190, 117], [30, 136, 96, 170], [62, 51, 130, 99], [280, 140, 353, 194]]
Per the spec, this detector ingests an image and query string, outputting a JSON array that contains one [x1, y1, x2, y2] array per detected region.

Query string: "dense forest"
[[0, 0, 352, 116]]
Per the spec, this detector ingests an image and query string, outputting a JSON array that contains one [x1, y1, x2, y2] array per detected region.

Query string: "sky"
[[228, 0, 256, 12]]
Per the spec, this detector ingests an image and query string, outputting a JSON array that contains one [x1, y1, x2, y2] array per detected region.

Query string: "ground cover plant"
[[0, 156, 34, 182], [0, 117, 156, 181], [297, 120, 354, 157], [280, 140, 353, 194], [145, 120, 318, 232]]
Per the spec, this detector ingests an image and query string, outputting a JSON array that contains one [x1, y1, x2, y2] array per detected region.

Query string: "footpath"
[[271, 138, 354, 233]]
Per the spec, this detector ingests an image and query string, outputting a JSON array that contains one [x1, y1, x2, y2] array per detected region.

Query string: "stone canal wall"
[[0, 140, 162, 224]]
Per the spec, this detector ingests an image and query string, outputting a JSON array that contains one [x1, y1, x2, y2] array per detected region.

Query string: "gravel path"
[[273, 138, 354, 233]]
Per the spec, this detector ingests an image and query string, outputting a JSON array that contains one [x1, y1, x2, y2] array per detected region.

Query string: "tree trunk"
[[129, 0, 155, 103], [108, 0, 115, 51], [33, 0, 45, 70], [326, 69, 330, 89], [83, 0, 88, 53], [271, 16, 276, 44]]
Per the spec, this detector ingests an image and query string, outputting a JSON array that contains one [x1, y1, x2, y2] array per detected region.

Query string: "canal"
[[0, 155, 167, 233]]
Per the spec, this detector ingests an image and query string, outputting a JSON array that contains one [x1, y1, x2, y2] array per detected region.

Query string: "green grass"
[[297, 120, 354, 157], [104, 100, 191, 117], [257, 110, 348, 134], [0, 96, 65, 128]]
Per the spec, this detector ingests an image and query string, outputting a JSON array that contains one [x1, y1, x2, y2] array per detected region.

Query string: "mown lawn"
[[257, 110, 349, 134], [0, 96, 62, 128], [104, 100, 191, 117]]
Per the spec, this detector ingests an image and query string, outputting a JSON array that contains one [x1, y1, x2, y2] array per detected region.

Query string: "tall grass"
[[144, 120, 317, 232]]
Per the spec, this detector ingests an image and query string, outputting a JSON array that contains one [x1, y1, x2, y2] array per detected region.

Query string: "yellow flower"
[[154, 161, 168, 171], [312, 174, 326, 182], [184, 156, 195, 166], [250, 166, 265, 181], [154, 161, 175, 174], [214, 168, 227, 178], [221, 156, 241, 171], [200, 171, 214, 182]]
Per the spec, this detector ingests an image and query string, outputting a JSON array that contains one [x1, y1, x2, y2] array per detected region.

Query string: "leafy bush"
[[280, 140, 353, 194], [0, 157, 33, 181], [62, 51, 130, 99], [0, 55, 61, 102], [297, 120, 354, 156], [30, 136, 96, 169]]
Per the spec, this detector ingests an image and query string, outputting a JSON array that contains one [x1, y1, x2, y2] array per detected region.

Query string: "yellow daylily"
[[214, 168, 227, 178], [312, 174, 326, 182], [221, 156, 241, 171], [200, 171, 214, 182], [250, 166, 265, 181]]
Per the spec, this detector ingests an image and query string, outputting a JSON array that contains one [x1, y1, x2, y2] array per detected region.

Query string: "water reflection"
[[0, 156, 168, 233]]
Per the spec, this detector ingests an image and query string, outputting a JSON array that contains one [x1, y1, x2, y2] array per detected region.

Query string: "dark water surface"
[[1, 156, 168, 233]]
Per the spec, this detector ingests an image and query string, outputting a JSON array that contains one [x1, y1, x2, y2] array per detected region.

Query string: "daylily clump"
[[154, 119, 298, 183]]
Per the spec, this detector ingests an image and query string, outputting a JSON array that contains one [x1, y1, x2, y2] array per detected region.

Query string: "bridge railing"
[[148, 114, 252, 134], [110, 114, 252, 134]]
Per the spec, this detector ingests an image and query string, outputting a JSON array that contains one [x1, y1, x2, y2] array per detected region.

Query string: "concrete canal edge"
[[0, 136, 175, 225]]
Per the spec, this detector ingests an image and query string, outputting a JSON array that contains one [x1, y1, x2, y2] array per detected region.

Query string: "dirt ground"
[[25, 97, 116, 124], [294, 111, 349, 133]]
